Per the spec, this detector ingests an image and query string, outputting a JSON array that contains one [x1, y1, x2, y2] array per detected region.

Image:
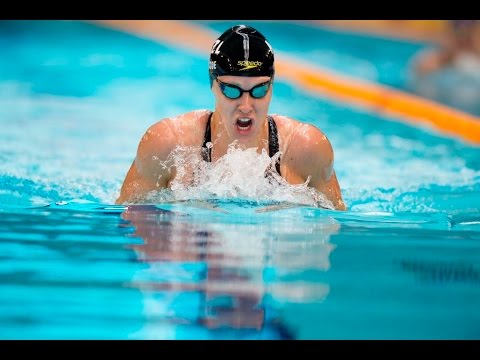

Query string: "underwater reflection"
[[121, 204, 340, 339]]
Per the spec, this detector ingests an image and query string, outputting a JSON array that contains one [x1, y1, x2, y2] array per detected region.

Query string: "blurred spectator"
[[408, 20, 480, 116], [414, 20, 480, 76]]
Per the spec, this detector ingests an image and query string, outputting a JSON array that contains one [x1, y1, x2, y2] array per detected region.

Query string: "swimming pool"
[[1, 20, 479, 339]]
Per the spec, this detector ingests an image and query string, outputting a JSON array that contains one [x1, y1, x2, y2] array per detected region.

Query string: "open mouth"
[[236, 118, 252, 131]]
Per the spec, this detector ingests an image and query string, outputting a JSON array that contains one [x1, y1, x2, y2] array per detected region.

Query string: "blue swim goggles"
[[216, 78, 272, 99]]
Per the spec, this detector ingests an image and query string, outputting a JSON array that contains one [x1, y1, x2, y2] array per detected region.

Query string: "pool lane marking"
[[276, 54, 480, 145], [90, 20, 480, 146], [303, 20, 448, 43]]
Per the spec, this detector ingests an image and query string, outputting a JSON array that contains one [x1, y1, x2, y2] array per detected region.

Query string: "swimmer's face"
[[213, 75, 273, 144]]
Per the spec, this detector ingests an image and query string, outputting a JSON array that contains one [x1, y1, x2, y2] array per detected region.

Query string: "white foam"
[[144, 143, 334, 209]]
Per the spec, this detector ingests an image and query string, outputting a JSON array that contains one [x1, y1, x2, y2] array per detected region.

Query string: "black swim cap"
[[209, 25, 275, 85]]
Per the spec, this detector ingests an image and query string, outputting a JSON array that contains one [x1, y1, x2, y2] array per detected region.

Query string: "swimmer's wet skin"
[[116, 24, 346, 210]]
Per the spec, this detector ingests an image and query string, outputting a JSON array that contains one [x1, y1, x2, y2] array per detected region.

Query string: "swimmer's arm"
[[291, 125, 346, 211], [116, 120, 176, 204]]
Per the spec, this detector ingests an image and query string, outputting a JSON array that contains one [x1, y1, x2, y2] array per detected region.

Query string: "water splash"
[[142, 143, 334, 209]]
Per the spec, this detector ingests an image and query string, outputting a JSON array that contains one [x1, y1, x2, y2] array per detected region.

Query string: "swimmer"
[[116, 24, 346, 210]]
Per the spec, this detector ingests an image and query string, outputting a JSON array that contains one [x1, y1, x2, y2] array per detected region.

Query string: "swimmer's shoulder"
[[272, 114, 334, 177], [271, 115, 329, 153], [272, 114, 328, 140], [147, 109, 212, 146]]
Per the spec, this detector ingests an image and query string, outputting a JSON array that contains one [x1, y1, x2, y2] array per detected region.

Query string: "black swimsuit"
[[201, 112, 281, 175]]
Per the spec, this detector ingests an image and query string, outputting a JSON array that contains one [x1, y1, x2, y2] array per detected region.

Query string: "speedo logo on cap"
[[237, 60, 262, 71]]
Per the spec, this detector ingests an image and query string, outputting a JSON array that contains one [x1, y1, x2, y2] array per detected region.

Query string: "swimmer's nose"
[[238, 92, 254, 113]]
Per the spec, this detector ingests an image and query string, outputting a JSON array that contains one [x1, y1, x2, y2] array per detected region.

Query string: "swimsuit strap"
[[201, 111, 213, 162], [202, 113, 281, 175], [268, 116, 281, 175]]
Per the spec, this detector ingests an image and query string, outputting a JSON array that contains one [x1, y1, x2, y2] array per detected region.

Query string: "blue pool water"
[[1, 20, 480, 339]]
